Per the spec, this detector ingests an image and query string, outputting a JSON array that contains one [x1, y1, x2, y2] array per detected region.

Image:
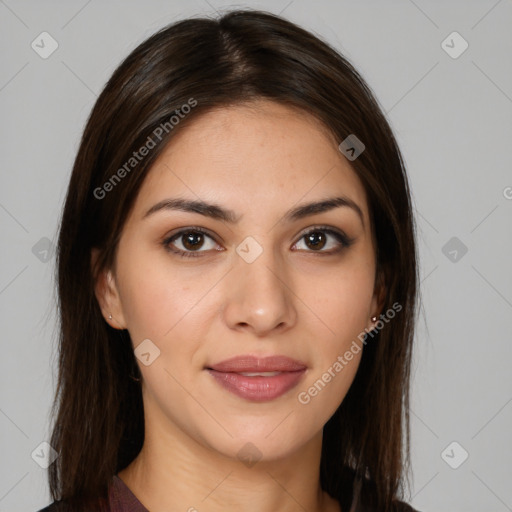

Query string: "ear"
[[91, 248, 127, 329], [368, 265, 387, 330]]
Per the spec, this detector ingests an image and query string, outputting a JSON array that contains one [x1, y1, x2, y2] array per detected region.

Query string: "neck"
[[118, 405, 340, 512]]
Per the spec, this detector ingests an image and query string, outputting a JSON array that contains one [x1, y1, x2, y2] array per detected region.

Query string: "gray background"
[[1, 1, 511, 511]]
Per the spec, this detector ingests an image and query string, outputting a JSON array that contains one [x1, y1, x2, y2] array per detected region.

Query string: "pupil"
[[183, 232, 203, 250], [306, 232, 325, 250]]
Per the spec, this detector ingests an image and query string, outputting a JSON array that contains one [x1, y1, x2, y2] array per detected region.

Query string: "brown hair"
[[49, 9, 419, 512]]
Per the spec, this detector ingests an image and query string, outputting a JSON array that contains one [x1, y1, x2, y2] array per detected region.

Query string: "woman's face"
[[98, 100, 382, 462]]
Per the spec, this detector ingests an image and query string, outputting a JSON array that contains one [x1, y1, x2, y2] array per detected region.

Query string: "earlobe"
[[91, 249, 127, 329]]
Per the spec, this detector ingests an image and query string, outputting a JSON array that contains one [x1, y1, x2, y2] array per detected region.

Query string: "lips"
[[206, 355, 307, 402], [208, 355, 307, 373]]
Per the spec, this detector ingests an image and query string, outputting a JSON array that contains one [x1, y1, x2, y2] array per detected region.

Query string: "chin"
[[198, 417, 317, 464]]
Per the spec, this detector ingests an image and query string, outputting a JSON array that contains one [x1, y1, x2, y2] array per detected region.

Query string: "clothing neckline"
[[110, 475, 149, 512], [110, 473, 360, 512]]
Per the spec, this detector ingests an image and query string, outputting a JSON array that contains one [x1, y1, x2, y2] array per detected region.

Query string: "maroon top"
[[39, 473, 419, 511], [109, 474, 360, 511], [107, 473, 416, 512], [109, 475, 149, 512]]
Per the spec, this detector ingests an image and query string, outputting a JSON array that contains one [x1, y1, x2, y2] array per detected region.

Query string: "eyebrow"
[[143, 196, 364, 227]]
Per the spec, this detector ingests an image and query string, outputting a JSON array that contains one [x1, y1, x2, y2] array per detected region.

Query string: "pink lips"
[[206, 355, 307, 402]]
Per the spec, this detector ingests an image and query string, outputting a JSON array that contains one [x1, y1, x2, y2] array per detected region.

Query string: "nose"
[[221, 247, 297, 337]]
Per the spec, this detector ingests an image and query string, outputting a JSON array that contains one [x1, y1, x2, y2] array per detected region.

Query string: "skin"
[[94, 100, 384, 512]]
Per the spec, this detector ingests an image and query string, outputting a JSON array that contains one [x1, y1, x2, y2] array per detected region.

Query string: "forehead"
[[130, 100, 370, 226]]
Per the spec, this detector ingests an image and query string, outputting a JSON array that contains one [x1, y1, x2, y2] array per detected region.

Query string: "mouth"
[[205, 355, 307, 402]]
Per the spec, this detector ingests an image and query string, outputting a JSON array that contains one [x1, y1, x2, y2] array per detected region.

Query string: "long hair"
[[49, 9, 419, 512]]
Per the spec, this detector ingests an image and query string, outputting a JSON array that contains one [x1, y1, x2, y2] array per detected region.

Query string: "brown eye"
[[163, 228, 220, 258], [304, 231, 327, 250], [181, 231, 205, 251], [293, 227, 354, 254]]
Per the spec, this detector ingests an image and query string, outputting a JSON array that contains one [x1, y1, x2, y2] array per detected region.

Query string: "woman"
[[39, 9, 420, 512]]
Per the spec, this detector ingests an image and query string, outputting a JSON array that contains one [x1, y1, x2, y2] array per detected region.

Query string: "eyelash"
[[162, 225, 355, 259]]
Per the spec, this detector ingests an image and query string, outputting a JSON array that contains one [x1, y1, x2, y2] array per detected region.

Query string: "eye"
[[163, 225, 355, 259], [163, 227, 221, 258], [292, 226, 354, 254]]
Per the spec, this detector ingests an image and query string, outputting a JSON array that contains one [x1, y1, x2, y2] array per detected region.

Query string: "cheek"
[[305, 260, 375, 334], [298, 256, 374, 409], [116, 249, 202, 342]]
